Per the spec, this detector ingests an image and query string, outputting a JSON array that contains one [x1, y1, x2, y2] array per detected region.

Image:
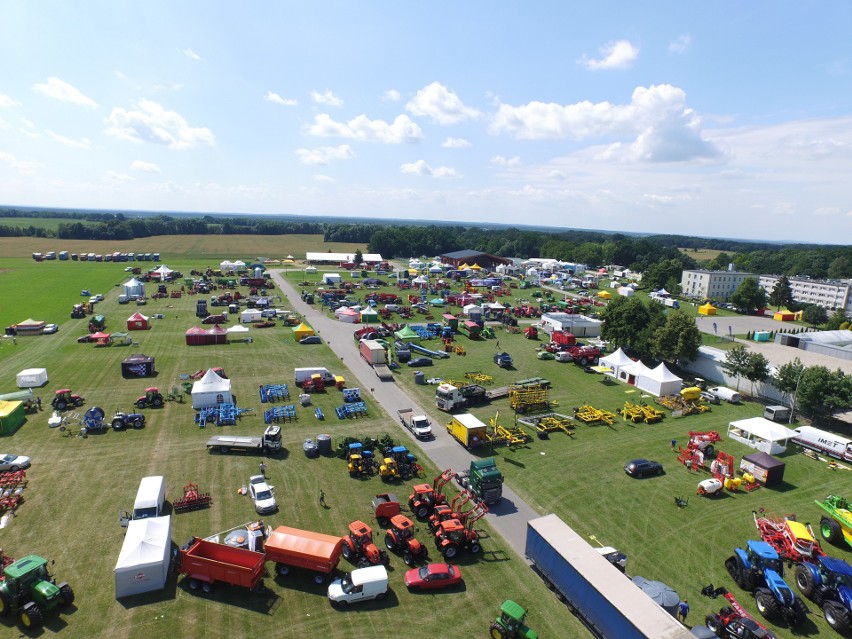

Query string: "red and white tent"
[[126, 312, 150, 331]]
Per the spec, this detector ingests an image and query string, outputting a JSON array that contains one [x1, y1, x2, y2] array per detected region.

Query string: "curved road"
[[269, 270, 540, 559]]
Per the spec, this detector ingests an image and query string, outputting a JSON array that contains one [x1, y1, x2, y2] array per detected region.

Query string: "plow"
[[620, 402, 664, 424], [573, 404, 617, 426], [656, 394, 712, 415], [488, 413, 532, 446], [173, 482, 213, 513], [520, 413, 575, 438]]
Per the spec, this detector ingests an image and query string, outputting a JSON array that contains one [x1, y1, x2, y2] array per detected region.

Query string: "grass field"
[[0, 217, 98, 232], [0, 242, 846, 639], [679, 247, 736, 263]]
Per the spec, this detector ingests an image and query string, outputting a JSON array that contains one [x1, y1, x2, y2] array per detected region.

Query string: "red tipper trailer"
[[551, 331, 576, 347], [264, 526, 344, 583], [178, 537, 266, 593]]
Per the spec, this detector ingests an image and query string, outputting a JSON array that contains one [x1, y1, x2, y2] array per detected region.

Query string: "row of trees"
[[723, 349, 852, 421]]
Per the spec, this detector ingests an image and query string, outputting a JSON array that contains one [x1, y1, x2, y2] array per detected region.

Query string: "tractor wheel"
[[133, 419, 144, 429], [470, 542, 482, 554], [384, 534, 396, 551], [376, 516, 390, 528], [824, 601, 852, 633], [153, 397, 164, 408], [19, 604, 43, 629], [403, 552, 414, 566], [705, 615, 723, 634], [380, 550, 390, 566], [59, 583, 75, 607], [704, 445, 715, 458], [136, 400, 146, 410], [795, 564, 816, 597], [75, 398, 84, 407], [755, 588, 781, 621], [357, 557, 370, 569], [342, 542, 354, 561], [55, 401, 67, 411], [791, 597, 808, 626], [201, 581, 214, 594], [416, 505, 429, 519], [0, 590, 9, 616], [112, 419, 125, 431], [579, 357, 588, 366], [441, 544, 459, 559], [821, 517, 843, 544], [489, 622, 509, 639], [401, 469, 412, 481]]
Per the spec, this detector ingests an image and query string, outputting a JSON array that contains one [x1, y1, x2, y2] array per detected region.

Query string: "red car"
[[404, 563, 462, 590]]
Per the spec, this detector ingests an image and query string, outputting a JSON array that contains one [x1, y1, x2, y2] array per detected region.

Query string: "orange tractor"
[[408, 468, 455, 519], [341, 521, 390, 568], [384, 514, 428, 566], [428, 489, 484, 533], [434, 501, 488, 559]]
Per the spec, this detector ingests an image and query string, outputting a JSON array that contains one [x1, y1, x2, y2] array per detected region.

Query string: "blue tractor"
[[794, 555, 852, 634], [725, 540, 807, 626]]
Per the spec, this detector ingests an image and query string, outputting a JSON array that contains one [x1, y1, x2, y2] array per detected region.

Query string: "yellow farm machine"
[[573, 404, 617, 426], [620, 402, 665, 424]]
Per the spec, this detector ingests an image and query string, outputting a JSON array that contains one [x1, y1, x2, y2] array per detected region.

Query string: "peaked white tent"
[[620, 360, 653, 387], [618, 286, 635, 297], [226, 325, 250, 342], [599, 348, 634, 378], [150, 265, 173, 281], [114, 515, 171, 598], [636, 363, 683, 397], [123, 277, 145, 299], [241, 308, 262, 323], [191, 368, 233, 409]]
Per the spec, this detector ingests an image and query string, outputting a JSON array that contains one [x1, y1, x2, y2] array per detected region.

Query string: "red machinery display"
[[341, 520, 390, 568], [408, 468, 454, 519], [434, 500, 488, 559], [173, 482, 213, 514]]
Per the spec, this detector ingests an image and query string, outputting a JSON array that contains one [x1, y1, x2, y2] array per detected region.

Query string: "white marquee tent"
[[114, 515, 171, 598], [636, 363, 683, 397], [728, 417, 798, 455], [241, 308, 262, 323], [123, 277, 145, 299], [599, 348, 634, 379], [191, 368, 233, 409], [150, 265, 173, 281]]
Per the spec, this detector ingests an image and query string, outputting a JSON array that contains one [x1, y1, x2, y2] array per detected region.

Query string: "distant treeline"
[[0, 207, 850, 279]]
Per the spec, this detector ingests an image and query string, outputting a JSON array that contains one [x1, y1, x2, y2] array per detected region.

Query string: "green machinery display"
[[489, 600, 538, 639], [0, 554, 75, 629]]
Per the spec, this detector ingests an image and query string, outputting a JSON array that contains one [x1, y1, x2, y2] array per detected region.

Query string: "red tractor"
[[428, 489, 482, 532], [384, 514, 428, 566], [135, 387, 165, 409], [341, 521, 390, 568], [408, 468, 454, 519], [705, 606, 778, 638], [51, 389, 84, 411], [434, 502, 488, 559]]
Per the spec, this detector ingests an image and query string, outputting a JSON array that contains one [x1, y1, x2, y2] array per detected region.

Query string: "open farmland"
[[0, 243, 848, 639]]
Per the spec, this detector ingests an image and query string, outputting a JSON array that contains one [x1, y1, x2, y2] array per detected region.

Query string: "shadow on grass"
[[328, 587, 400, 611], [170, 576, 280, 614]]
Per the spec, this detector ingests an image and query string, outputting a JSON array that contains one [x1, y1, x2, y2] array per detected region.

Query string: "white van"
[[133, 475, 166, 520], [327, 565, 389, 605], [708, 387, 741, 404], [792, 426, 852, 462]]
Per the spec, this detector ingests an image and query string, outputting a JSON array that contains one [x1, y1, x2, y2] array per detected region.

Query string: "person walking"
[[319, 489, 326, 507], [678, 599, 689, 623], [259, 461, 266, 477], [36, 397, 42, 411], [671, 437, 677, 451]]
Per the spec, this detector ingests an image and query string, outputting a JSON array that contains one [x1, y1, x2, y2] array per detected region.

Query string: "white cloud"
[[295, 144, 356, 165], [579, 40, 639, 70], [183, 48, 202, 61], [313, 174, 334, 183], [406, 82, 480, 124], [311, 89, 343, 107], [491, 84, 720, 162], [669, 35, 692, 54], [106, 170, 133, 182], [306, 113, 422, 143], [443, 137, 471, 148], [491, 155, 521, 166], [814, 207, 840, 216], [0, 94, 20, 108], [400, 159, 459, 178], [0, 117, 7, 129], [265, 91, 298, 106], [105, 99, 215, 149], [547, 169, 566, 181], [32, 77, 97, 108], [131, 160, 161, 173], [382, 89, 401, 102], [0, 151, 36, 171], [45, 130, 93, 149]]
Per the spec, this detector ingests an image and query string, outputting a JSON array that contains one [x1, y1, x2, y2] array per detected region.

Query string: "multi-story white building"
[[759, 275, 852, 312], [680, 269, 757, 301]]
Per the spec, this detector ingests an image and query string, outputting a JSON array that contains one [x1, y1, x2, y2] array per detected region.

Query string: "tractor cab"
[[438, 518, 466, 543], [747, 540, 783, 575], [380, 457, 400, 480], [389, 514, 415, 541], [490, 600, 538, 639], [52, 389, 83, 411], [821, 556, 852, 588], [348, 520, 374, 549]]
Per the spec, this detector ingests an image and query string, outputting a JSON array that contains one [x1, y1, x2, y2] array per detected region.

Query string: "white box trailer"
[[133, 476, 166, 520], [16, 368, 48, 388], [708, 386, 741, 403], [294, 367, 335, 386], [792, 426, 852, 462]]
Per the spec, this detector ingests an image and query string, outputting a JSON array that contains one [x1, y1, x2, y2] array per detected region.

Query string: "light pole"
[[789, 367, 806, 425]]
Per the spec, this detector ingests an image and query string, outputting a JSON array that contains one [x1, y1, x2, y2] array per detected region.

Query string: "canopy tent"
[[597, 290, 612, 299], [740, 452, 786, 487], [206, 324, 228, 343], [191, 368, 233, 409], [226, 324, 250, 341], [360, 307, 379, 323], [149, 265, 173, 281], [16, 368, 48, 388], [0, 400, 26, 436], [619, 360, 653, 387], [123, 277, 145, 299], [114, 516, 172, 598], [126, 312, 149, 331], [728, 417, 797, 455], [334, 307, 359, 323], [14, 318, 45, 335], [292, 322, 314, 341], [599, 348, 634, 379], [636, 363, 683, 397], [322, 273, 341, 284], [462, 304, 483, 317], [240, 309, 262, 324], [394, 325, 421, 343], [618, 286, 635, 297], [185, 326, 207, 346], [469, 263, 482, 270], [698, 303, 717, 316], [121, 353, 156, 378]]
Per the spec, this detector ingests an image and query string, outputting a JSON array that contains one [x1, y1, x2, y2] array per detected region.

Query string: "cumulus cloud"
[[0, 94, 20, 108], [265, 91, 298, 106], [400, 160, 459, 178], [32, 77, 97, 108], [306, 113, 422, 143], [131, 160, 161, 173], [491, 155, 521, 166], [45, 130, 93, 149], [0, 151, 36, 171], [311, 89, 343, 107], [406, 82, 480, 124], [106, 170, 134, 182], [105, 99, 215, 149], [382, 89, 401, 102], [490, 83, 720, 162], [295, 144, 356, 165], [669, 35, 692, 54], [313, 174, 334, 183], [579, 40, 639, 70], [443, 137, 471, 148], [183, 48, 202, 61]]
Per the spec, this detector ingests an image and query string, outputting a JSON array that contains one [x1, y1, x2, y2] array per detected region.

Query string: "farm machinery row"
[[343, 440, 424, 482]]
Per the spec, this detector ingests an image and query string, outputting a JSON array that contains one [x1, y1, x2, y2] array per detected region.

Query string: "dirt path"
[[269, 270, 541, 559]]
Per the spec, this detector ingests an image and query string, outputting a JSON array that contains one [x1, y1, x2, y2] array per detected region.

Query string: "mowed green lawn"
[[0, 245, 846, 639]]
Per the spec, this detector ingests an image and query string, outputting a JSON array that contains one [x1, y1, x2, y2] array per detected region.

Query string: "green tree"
[[768, 276, 793, 310], [796, 366, 852, 421], [773, 358, 805, 416], [802, 304, 828, 327], [643, 259, 685, 292], [353, 249, 364, 266], [826, 308, 849, 331], [722, 345, 751, 391], [743, 352, 770, 397], [828, 256, 850, 279], [599, 296, 664, 355], [730, 278, 767, 314], [651, 311, 702, 364]]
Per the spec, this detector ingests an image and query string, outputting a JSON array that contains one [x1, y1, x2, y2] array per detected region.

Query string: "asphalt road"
[[269, 270, 541, 560]]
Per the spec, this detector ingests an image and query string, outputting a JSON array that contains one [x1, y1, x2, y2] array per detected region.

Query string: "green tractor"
[[0, 555, 75, 629], [816, 494, 852, 548], [489, 600, 538, 639]]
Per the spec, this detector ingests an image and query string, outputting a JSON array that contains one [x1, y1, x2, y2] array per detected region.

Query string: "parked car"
[[536, 351, 554, 360], [328, 565, 389, 605], [89, 296, 100, 304], [248, 475, 277, 514], [201, 314, 228, 324], [76, 335, 94, 343], [299, 335, 322, 345], [623, 459, 663, 478], [0, 453, 31, 472], [43, 324, 58, 334], [93, 294, 104, 302], [408, 357, 433, 367], [404, 563, 462, 590]]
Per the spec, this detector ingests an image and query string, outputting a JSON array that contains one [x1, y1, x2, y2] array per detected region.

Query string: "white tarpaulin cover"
[[728, 417, 797, 455], [114, 516, 171, 598], [191, 368, 233, 409]]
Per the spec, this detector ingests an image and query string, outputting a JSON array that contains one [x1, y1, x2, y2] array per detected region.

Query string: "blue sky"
[[1, 1, 851, 243]]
